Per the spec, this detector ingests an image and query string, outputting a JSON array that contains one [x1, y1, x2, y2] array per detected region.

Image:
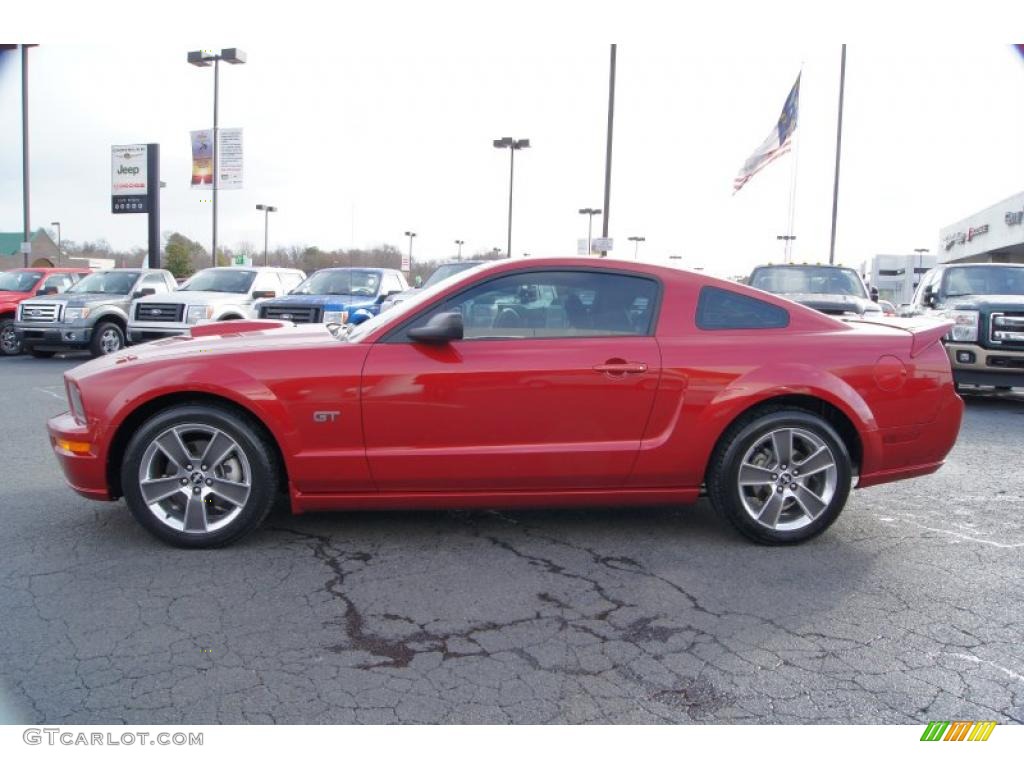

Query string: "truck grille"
[[135, 303, 184, 322], [18, 302, 61, 322], [990, 313, 1024, 348], [259, 305, 321, 323]]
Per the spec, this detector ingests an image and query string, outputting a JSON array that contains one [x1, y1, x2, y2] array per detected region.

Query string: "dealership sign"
[[943, 224, 989, 251], [1006, 209, 1024, 226], [191, 128, 243, 189], [111, 144, 149, 213]]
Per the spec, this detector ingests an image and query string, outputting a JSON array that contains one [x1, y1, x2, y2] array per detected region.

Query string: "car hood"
[[34, 293, 127, 308], [784, 293, 878, 315], [945, 295, 1024, 312], [141, 291, 253, 306], [263, 293, 377, 308], [0, 291, 33, 308], [70, 323, 339, 378]]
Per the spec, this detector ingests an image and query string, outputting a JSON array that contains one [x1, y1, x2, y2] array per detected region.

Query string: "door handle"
[[593, 361, 648, 375]]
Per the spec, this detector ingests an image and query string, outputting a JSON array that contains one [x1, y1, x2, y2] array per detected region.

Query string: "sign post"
[[112, 143, 161, 268]]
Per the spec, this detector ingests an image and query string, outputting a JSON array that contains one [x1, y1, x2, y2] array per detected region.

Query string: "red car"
[[47, 258, 962, 548], [1, 267, 91, 355]]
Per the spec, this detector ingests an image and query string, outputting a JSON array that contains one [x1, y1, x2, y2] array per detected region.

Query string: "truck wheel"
[[0, 319, 20, 356], [121, 403, 279, 548], [90, 321, 125, 357], [707, 408, 852, 545]]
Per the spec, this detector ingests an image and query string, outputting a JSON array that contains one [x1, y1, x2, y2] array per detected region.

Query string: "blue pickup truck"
[[256, 267, 409, 326]]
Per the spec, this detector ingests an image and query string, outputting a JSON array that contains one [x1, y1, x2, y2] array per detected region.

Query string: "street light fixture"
[[50, 221, 61, 266], [493, 137, 529, 260], [776, 234, 797, 263], [255, 204, 277, 266], [455, 239, 465, 260], [627, 235, 645, 261], [187, 47, 247, 267], [404, 231, 417, 273], [579, 208, 602, 255]]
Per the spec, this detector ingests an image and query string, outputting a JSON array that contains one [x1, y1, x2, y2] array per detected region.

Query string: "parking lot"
[[1, 354, 1022, 725]]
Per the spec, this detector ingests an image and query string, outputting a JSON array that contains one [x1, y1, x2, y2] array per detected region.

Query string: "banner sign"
[[111, 144, 149, 213], [217, 128, 243, 190], [191, 129, 243, 189], [592, 237, 613, 252]]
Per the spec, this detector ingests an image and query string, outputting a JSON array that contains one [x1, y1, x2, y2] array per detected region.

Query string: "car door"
[[360, 268, 663, 492]]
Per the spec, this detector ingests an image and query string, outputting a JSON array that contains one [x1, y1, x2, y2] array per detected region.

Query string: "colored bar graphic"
[[921, 721, 949, 741], [968, 721, 997, 741], [944, 721, 973, 741], [921, 720, 996, 742]]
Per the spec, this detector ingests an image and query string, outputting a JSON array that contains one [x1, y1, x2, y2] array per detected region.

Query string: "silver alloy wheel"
[[737, 427, 838, 532], [137, 423, 252, 534], [99, 327, 123, 354], [0, 325, 19, 355]]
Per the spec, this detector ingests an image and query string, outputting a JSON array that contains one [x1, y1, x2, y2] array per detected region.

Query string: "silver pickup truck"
[[15, 268, 178, 357], [127, 266, 306, 343]]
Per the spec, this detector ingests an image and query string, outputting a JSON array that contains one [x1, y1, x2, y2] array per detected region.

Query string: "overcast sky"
[[3, 3, 1024, 276]]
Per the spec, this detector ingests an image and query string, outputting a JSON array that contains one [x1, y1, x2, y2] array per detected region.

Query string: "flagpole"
[[783, 69, 803, 264], [828, 44, 847, 265]]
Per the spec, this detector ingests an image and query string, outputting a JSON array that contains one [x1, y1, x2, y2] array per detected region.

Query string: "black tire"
[[707, 408, 852, 545], [0, 318, 20, 356], [89, 321, 125, 357], [28, 348, 56, 358], [121, 403, 279, 548]]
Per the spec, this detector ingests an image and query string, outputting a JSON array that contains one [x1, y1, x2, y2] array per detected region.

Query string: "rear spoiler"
[[848, 316, 954, 358]]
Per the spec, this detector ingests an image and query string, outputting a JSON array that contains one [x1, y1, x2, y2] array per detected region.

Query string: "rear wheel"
[[0, 319, 20, 356], [121, 404, 279, 548], [90, 321, 125, 357], [707, 409, 852, 544]]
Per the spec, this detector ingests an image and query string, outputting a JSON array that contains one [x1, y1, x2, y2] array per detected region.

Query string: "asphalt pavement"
[[0, 354, 1022, 724]]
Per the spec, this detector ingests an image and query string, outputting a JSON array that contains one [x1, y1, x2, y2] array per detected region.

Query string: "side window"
[[695, 286, 789, 330], [141, 273, 169, 293], [42, 274, 75, 294], [383, 273, 403, 294], [252, 272, 282, 296], [403, 270, 660, 340], [279, 272, 303, 293]]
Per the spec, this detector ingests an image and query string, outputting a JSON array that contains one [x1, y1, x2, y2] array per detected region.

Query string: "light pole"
[[50, 221, 61, 266], [404, 231, 416, 274], [455, 239, 464, 260], [628, 235, 645, 261], [493, 137, 529, 260], [777, 234, 797, 263], [188, 47, 246, 268], [579, 208, 602, 255], [256, 204, 277, 266]]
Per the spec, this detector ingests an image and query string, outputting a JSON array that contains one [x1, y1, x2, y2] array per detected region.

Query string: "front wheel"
[[707, 409, 852, 545], [121, 404, 279, 548], [0, 319, 21, 356], [90, 321, 125, 357]]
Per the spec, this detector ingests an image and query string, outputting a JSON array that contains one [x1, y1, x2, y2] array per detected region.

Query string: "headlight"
[[943, 310, 979, 342], [186, 305, 214, 324], [322, 310, 349, 325], [64, 307, 91, 322], [67, 381, 86, 425]]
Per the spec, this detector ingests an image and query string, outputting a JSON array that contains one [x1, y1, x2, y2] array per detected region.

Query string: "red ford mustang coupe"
[[47, 258, 963, 548]]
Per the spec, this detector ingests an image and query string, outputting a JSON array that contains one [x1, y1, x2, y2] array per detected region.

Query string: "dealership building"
[[938, 190, 1024, 265]]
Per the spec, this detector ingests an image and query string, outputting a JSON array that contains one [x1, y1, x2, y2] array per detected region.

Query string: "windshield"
[[291, 269, 381, 296], [943, 266, 1024, 297], [346, 261, 495, 342], [423, 262, 479, 289], [180, 269, 256, 293], [68, 271, 140, 294], [750, 266, 867, 299], [0, 271, 43, 292]]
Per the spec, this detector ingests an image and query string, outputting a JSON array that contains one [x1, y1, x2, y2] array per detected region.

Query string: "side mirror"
[[407, 312, 463, 345], [133, 288, 156, 299], [869, 286, 879, 303], [252, 290, 276, 299], [922, 285, 936, 307]]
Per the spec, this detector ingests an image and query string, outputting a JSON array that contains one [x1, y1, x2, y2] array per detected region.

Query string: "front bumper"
[[945, 342, 1024, 388], [128, 323, 189, 344], [47, 411, 112, 501], [15, 323, 92, 349]]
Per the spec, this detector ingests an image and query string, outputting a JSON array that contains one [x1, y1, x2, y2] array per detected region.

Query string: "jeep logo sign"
[[112, 144, 149, 214]]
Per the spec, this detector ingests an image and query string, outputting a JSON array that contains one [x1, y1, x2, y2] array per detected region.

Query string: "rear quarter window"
[[696, 286, 789, 330]]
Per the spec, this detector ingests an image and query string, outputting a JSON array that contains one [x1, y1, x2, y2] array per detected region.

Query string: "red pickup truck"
[[0, 267, 90, 356]]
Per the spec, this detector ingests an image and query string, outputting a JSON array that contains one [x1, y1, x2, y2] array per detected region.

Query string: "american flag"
[[734, 74, 800, 193]]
